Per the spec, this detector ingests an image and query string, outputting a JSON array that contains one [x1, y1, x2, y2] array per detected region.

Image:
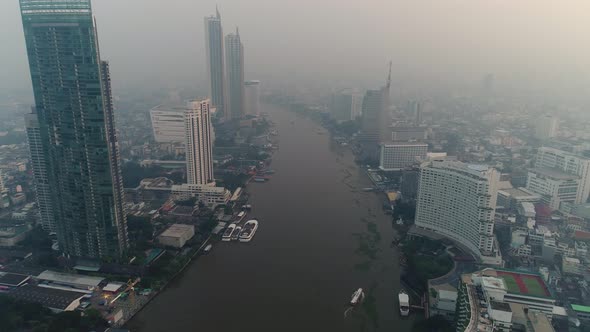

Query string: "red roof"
[[574, 230, 590, 241], [534, 204, 552, 217]]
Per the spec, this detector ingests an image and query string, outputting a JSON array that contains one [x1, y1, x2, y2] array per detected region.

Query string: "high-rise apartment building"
[[415, 160, 500, 261], [204, 8, 226, 117], [359, 65, 391, 142], [185, 100, 214, 185], [244, 80, 260, 116], [25, 109, 55, 232], [225, 29, 245, 119], [0, 170, 8, 209], [20, 0, 128, 258], [150, 105, 187, 143], [535, 115, 559, 140]]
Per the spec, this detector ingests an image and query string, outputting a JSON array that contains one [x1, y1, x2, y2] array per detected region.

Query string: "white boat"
[[222, 224, 236, 242], [350, 288, 364, 305], [399, 290, 410, 316], [238, 219, 259, 242], [231, 226, 242, 241], [204, 244, 213, 253], [236, 211, 246, 222]]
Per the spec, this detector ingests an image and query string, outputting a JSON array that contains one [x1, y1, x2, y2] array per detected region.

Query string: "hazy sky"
[[2, 0, 590, 97]]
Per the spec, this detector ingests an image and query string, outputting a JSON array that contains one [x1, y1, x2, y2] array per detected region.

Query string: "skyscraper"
[[204, 8, 226, 117], [415, 160, 501, 263], [20, 0, 128, 258], [535, 115, 559, 140], [244, 80, 261, 116], [359, 64, 391, 142], [25, 109, 55, 232], [225, 28, 245, 119], [185, 100, 214, 185]]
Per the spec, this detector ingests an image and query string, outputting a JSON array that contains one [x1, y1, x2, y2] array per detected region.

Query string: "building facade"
[[244, 80, 260, 116], [204, 8, 226, 117], [20, 0, 128, 258], [149, 105, 187, 143], [185, 100, 214, 185], [526, 168, 580, 211], [534, 147, 590, 205], [379, 142, 428, 171], [25, 109, 55, 232], [415, 160, 500, 259], [171, 183, 230, 208], [225, 29, 245, 119]]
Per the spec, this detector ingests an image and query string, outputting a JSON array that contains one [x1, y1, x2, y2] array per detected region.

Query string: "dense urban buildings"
[[20, 0, 128, 258], [225, 29, 245, 119], [149, 105, 187, 143], [244, 80, 261, 116], [204, 8, 226, 117], [25, 109, 54, 232], [415, 160, 501, 263], [0, 170, 8, 208], [184, 100, 214, 185], [379, 142, 428, 171], [390, 126, 427, 141], [534, 147, 590, 204]]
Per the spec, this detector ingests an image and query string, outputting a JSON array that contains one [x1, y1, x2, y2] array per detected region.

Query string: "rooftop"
[[495, 270, 551, 298], [159, 224, 194, 238], [0, 272, 30, 287], [529, 167, 579, 180], [490, 300, 512, 312], [9, 284, 85, 311], [571, 304, 590, 313], [36, 270, 104, 288]]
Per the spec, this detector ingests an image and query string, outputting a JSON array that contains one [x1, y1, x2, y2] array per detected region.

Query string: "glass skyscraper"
[[225, 28, 245, 119], [204, 8, 226, 118], [20, 0, 128, 259]]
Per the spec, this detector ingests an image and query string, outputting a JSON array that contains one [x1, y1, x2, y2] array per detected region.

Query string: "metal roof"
[[37, 270, 104, 288]]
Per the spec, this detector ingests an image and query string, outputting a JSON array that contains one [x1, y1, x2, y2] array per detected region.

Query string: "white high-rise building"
[[415, 160, 500, 260], [535, 115, 559, 140], [25, 110, 55, 231], [150, 105, 187, 143], [526, 147, 590, 208], [185, 99, 214, 185], [379, 142, 428, 171], [244, 80, 260, 116]]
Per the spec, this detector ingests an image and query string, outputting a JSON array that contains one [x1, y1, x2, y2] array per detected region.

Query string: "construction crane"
[[109, 277, 141, 306]]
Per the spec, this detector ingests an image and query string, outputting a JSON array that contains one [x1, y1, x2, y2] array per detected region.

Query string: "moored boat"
[[204, 244, 212, 253], [238, 219, 259, 242], [399, 290, 410, 316], [231, 226, 242, 241], [222, 224, 236, 242]]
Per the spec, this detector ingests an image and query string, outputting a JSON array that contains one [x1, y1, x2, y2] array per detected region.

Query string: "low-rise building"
[[562, 256, 584, 276], [9, 284, 86, 312], [171, 183, 230, 208], [158, 224, 195, 248], [428, 283, 458, 321], [36, 270, 104, 291]]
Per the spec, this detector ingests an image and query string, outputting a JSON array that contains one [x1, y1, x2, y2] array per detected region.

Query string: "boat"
[[222, 224, 236, 242], [236, 211, 246, 222], [399, 290, 410, 316], [350, 288, 364, 305], [239, 219, 259, 242], [231, 226, 242, 241], [253, 177, 267, 183], [241, 204, 252, 210], [204, 244, 213, 253]]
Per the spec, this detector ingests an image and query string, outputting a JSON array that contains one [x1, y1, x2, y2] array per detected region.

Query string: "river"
[[127, 104, 413, 332]]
